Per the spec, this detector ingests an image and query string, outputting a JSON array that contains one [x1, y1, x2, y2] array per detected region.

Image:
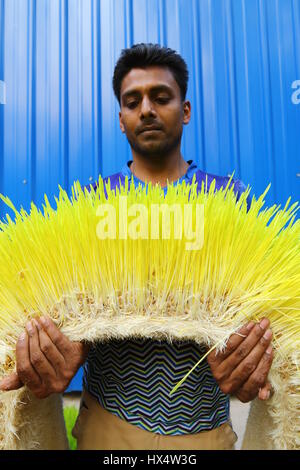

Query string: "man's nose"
[[140, 96, 156, 118]]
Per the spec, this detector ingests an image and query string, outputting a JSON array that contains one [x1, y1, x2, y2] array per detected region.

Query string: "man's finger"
[[237, 345, 274, 400], [220, 330, 272, 389], [16, 329, 42, 390], [0, 372, 23, 391], [219, 318, 271, 371], [27, 320, 57, 385], [35, 319, 66, 373], [207, 321, 255, 365], [258, 381, 273, 400], [38, 316, 71, 358]]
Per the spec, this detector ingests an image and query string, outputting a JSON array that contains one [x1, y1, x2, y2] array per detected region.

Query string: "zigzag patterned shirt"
[[83, 160, 248, 435], [83, 338, 230, 435]]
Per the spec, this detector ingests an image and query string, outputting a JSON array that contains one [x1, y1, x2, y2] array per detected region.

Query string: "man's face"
[[119, 66, 191, 159]]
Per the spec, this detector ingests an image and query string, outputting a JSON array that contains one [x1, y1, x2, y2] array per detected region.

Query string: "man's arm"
[[207, 318, 273, 403], [0, 316, 91, 398]]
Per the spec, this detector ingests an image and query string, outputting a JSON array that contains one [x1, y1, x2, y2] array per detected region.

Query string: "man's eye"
[[127, 101, 138, 109], [156, 97, 169, 104]]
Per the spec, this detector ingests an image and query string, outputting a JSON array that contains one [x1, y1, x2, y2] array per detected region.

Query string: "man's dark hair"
[[112, 43, 189, 105]]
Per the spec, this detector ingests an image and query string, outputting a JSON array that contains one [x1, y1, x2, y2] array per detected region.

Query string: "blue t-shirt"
[[120, 159, 199, 193], [84, 160, 247, 435]]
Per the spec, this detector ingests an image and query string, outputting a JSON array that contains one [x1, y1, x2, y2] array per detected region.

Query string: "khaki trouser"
[[72, 390, 238, 450]]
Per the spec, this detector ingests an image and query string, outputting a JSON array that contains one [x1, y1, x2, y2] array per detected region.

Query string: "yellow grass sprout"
[[0, 175, 299, 449]]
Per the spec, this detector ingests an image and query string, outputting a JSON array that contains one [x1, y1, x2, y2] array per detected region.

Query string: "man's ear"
[[183, 100, 191, 125], [119, 111, 125, 133]]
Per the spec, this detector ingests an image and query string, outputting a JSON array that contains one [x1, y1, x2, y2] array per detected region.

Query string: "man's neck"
[[130, 152, 189, 187]]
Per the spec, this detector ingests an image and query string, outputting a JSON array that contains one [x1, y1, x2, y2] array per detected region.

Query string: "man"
[[0, 44, 273, 450]]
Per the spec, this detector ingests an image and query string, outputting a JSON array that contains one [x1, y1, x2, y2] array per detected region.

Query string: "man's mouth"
[[138, 125, 163, 134], [141, 129, 162, 134]]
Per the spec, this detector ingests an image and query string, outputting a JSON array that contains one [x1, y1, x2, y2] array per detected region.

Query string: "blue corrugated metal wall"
[[0, 0, 299, 391]]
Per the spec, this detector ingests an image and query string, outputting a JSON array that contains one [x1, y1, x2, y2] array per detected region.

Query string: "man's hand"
[[0, 316, 91, 399], [207, 318, 274, 403]]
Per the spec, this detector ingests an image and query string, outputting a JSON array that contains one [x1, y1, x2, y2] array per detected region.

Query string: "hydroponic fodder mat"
[[0, 177, 299, 449]]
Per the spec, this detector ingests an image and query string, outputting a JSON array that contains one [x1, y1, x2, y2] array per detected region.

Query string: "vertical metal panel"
[[0, 0, 299, 391], [1, 0, 299, 214], [3, 0, 32, 213]]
